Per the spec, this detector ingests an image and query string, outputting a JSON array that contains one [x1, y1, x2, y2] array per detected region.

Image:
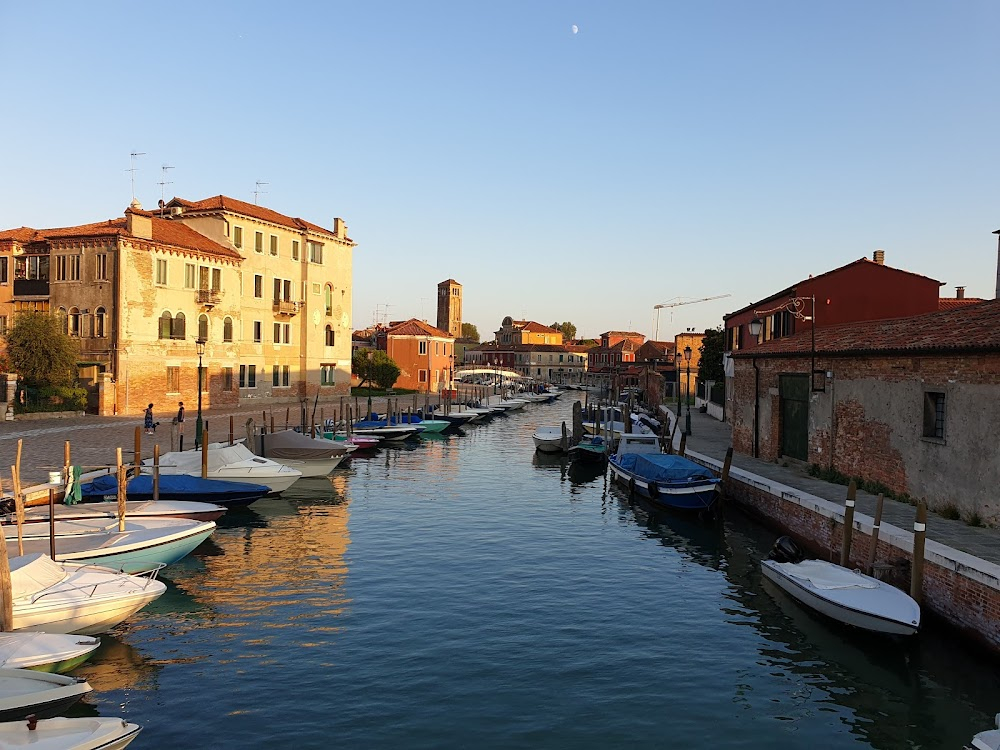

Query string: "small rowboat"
[[0, 716, 140, 750]]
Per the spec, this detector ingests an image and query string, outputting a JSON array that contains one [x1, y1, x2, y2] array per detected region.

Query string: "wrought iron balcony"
[[197, 289, 221, 308], [273, 299, 300, 316]]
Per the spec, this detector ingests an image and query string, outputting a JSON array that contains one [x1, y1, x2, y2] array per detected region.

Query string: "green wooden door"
[[779, 374, 809, 461]]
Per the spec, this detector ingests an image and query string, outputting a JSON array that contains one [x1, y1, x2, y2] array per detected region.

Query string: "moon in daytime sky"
[[571, 24, 579, 34]]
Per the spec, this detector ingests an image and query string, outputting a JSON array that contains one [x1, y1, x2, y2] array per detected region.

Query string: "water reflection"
[[71, 633, 164, 694]]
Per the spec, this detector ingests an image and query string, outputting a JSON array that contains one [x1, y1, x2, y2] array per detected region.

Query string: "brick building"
[[729, 299, 1000, 524], [375, 319, 455, 393]]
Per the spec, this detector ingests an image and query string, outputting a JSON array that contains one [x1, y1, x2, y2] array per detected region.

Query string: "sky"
[[2, 1, 999, 341]]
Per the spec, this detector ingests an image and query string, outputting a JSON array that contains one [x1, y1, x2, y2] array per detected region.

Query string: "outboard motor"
[[767, 536, 804, 564]]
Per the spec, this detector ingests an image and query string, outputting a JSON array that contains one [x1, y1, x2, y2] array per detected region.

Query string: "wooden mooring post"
[[0, 503, 11, 631], [866, 494, 884, 575], [201, 426, 209, 479], [840, 479, 857, 567], [116, 447, 127, 533], [152, 445, 161, 502], [911, 501, 928, 604]]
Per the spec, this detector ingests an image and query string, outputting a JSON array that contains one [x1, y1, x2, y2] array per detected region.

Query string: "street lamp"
[[675, 351, 682, 420], [195, 337, 206, 448], [683, 345, 692, 436], [750, 294, 819, 391]]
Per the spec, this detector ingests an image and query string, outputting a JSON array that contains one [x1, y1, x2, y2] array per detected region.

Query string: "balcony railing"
[[13, 279, 49, 297], [273, 299, 300, 316], [197, 289, 221, 308]]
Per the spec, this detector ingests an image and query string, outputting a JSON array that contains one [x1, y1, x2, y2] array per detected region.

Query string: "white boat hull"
[[761, 559, 920, 636], [0, 716, 141, 750]]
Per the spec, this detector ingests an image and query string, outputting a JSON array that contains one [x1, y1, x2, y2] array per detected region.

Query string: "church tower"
[[436, 279, 462, 338]]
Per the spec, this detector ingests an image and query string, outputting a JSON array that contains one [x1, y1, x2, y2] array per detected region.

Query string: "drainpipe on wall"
[[752, 357, 760, 459]]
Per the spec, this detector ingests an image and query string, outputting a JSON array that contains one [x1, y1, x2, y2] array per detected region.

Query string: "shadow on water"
[[567, 460, 606, 486]]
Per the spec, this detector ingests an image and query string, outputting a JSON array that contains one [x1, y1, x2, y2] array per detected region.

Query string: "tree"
[[461, 322, 480, 342], [3, 312, 79, 387], [698, 326, 726, 383], [550, 321, 577, 341], [352, 349, 400, 391]]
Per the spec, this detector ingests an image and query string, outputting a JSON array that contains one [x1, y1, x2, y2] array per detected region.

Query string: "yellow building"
[[494, 317, 563, 346], [0, 195, 356, 415]]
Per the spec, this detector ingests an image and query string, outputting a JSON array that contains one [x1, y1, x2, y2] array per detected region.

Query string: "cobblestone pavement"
[[664, 405, 999, 566]]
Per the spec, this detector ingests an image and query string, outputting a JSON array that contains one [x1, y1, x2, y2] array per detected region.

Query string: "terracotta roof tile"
[[736, 299, 1000, 356], [0, 227, 44, 243], [938, 297, 985, 310], [170, 195, 348, 241], [386, 318, 453, 338], [149, 217, 242, 260], [521, 321, 562, 334]]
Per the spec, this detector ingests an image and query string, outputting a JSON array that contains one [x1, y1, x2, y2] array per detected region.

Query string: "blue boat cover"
[[614, 454, 718, 486], [80, 473, 269, 498]]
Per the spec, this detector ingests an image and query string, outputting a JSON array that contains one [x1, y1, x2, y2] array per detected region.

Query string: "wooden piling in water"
[[866, 494, 884, 575], [152, 445, 161, 502], [229, 416, 234, 445], [679, 433, 687, 457], [572, 401, 583, 446], [116, 448, 127, 532], [0, 502, 12, 631], [716, 447, 733, 506], [840, 480, 857, 567], [10, 465, 23, 556], [201, 426, 209, 479], [47, 488, 56, 560], [911, 501, 928, 604]]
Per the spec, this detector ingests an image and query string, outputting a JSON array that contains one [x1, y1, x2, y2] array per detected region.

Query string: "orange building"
[[378, 319, 455, 393]]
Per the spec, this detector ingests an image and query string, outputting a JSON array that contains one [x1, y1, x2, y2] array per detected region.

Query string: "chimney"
[[873, 248, 885, 265], [956, 286, 965, 299], [333, 217, 347, 240], [125, 206, 152, 240]]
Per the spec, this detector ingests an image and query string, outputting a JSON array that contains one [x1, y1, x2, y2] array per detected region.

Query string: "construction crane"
[[652, 294, 732, 340]]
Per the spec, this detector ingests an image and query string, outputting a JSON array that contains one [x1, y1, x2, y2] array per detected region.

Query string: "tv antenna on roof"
[[254, 181, 269, 205], [158, 165, 174, 216], [126, 152, 146, 201]]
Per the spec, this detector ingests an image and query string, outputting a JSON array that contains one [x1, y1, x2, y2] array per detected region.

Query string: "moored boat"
[[0, 716, 141, 750], [607, 434, 719, 511], [0, 669, 92, 721], [532, 426, 568, 453], [78, 473, 270, 508], [970, 714, 1000, 750], [0, 633, 100, 674], [11, 500, 225, 524], [567, 435, 608, 464], [761, 536, 921, 636], [257, 429, 356, 477], [143, 443, 302, 494], [9, 553, 166, 635]]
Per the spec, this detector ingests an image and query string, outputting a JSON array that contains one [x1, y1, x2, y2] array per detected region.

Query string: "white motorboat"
[[969, 714, 1000, 750], [485, 396, 527, 411], [10, 553, 166, 635], [0, 716, 140, 750], [145, 442, 302, 493], [11, 500, 225, 524], [350, 424, 423, 443], [761, 536, 921, 636], [0, 669, 92, 720], [0, 633, 100, 673], [256, 429, 356, 477], [532, 426, 568, 453], [4, 517, 216, 573]]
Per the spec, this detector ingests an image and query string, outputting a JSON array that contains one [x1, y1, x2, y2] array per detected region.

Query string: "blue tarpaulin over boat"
[[614, 454, 718, 486], [80, 473, 269, 505]]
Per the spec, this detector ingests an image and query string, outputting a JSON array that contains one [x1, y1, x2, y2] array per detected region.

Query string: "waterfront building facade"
[[375, 319, 455, 393], [0, 195, 356, 415]]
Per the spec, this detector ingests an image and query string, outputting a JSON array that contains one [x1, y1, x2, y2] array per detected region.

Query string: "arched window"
[[95, 307, 106, 338], [159, 311, 172, 339], [198, 313, 209, 340], [56, 307, 68, 334], [223, 317, 233, 343], [324, 284, 333, 316], [68, 307, 80, 337], [325, 324, 335, 347], [172, 311, 186, 340]]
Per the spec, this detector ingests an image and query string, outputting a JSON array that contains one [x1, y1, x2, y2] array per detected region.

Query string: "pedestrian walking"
[[144, 403, 155, 434], [177, 401, 185, 426]]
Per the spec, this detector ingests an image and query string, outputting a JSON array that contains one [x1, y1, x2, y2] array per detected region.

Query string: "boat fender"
[[628, 477, 636, 499], [647, 481, 659, 499]]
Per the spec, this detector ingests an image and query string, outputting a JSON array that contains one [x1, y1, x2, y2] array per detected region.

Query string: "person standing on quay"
[[177, 401, 185, 433], [144, 403, 155, 434]]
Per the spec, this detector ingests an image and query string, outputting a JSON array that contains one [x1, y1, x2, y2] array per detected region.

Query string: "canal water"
[[68, 400, 1000, 748]]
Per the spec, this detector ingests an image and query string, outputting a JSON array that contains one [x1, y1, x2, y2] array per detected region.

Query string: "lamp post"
[[675, 351, 682, 422], [683, 345, 692, 436], [750, 294, 818, 391], [195, 337, 206, 448], [748, 317, 762, 458]]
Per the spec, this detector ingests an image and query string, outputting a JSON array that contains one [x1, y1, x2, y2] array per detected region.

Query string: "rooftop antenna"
[[254, 180, 269, 205], [158, 165, 174, 216], [126, 152, 146, 202]]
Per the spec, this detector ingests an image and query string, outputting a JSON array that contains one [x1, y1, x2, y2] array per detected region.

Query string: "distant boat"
[[9, 553, 166, 635], [0, 633, 100, 674], [350, 422, 423, 442], [3, 517, 216, 573], [0, 669, 92, 721], [761, 536, 921, 637], [0, 716, 141, 750], [532, 426, 568, 454], [567, 435, 608, 465], [78, 473, 269, 508], [257, 430, 356, 477]]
